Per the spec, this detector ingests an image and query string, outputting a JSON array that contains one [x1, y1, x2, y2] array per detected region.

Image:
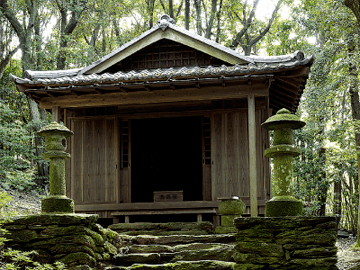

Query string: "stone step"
[[126, 244, 173, 254], [129, 233, 236, 246], [106, 260, 236, 270], [119, 230, 211, 236], [172, 242, 234, 252], [125, 243, 234, 254], [109, 222, 214, 236], [113, 245, 235, 266]]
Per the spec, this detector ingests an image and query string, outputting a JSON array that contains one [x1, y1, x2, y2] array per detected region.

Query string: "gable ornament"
[[157, 14, 175, 31]]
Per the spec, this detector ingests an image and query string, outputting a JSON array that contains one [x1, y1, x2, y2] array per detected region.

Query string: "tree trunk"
[[169, 0, 174, 18], [345, 0, 360, 23], [318, 147, 327, 216], [215, 0, 223, 43], [194, 0, 202, 35], [185, 0, 190, 30], [232, 0, 282, 55], [56, 0, 88, 70], [146, 0, 155, 28], [205, 0, 217, 39], [347, 39, 360, 246]]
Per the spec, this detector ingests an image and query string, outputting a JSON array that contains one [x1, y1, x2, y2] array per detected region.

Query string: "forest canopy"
[[0, 0, 359, 243]]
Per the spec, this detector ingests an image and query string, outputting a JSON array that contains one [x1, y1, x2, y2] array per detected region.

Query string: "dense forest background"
[[0, 0, 360, 235]]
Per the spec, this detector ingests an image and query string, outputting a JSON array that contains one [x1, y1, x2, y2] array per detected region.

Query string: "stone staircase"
[[105, 222, 237, 270]]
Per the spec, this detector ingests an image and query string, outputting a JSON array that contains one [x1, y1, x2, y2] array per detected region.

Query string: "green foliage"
[[0, 102, 39, 192]]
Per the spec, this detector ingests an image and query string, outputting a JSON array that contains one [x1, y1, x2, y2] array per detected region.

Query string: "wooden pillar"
[[248, 95, 258, 217], [52, 106, 60, 123]]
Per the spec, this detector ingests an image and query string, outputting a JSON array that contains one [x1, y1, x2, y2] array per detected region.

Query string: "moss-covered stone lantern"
[[262, 108, 305, 217], [38, 122, 74, 213], [215, 197, 246, 234]]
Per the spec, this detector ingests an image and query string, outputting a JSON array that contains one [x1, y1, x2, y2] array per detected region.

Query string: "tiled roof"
[[10, 55, 314, 87]]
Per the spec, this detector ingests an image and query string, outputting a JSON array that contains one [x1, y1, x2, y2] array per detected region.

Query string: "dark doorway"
[[131, 116, 203, 203]]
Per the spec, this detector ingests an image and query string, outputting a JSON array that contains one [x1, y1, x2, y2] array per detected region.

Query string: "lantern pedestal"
[[37, 122, 74, 214], [262, 109, 305, 217]]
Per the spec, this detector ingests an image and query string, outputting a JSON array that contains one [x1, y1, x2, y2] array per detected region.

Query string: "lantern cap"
[[262, 108, 305, 130], [37, 122, 74, 137]]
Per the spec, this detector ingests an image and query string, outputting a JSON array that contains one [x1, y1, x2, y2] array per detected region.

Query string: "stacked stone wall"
[[2, 214, 125, 269], [234, 216, 338, 270]]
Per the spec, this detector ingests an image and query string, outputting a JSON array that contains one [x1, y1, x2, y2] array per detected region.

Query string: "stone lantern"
[[38, 122, 74, 213], [262, 108, 305, 217]]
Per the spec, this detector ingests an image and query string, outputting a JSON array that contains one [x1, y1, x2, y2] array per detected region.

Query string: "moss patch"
[[7, 213, 98, 226], [265, 200, 303, 217], [41, 196, 75, 214], [218, 200, 246, 215], [59, 252, 96, 267], [6, 229, 38, 242]]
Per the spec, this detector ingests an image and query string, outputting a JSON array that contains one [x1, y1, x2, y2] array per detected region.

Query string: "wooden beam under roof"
[[37, 83, 270, 109]]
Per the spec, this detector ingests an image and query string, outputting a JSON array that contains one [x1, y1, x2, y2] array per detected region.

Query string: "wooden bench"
[[111, 208, 218, 223]]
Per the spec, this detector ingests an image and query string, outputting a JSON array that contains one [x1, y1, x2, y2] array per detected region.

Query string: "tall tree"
[[343, 0, 360, 246], [229, 0, 284, 55], [54, 0, 88, 70]]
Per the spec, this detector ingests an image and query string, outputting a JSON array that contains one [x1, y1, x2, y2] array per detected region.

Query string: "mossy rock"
[[128, 260, 236, 270], [113, 253, 161, 266], [109, 222, 213, 234], [3, 224, 27, 230], [103, 228, 123, 248], [218, 200, 246, 215], [275, 232, 336, 246], [233, 252, 282, 264], [27, 234, 97, 250], [235, 228, 274, 242], [59, 252, 96, 267], [39, 225, 103, 245], [129, 244, 173, 254], [173, 243, 232, 252], [291, 247, 337, 258], [290, 257, 338, 268], [94, 252, 103, 261], [235, 242, 284, 258], [6, 229, 38, 242], [33, 249, 53, 264], [50, 243, 96, 257], [169, 245, 235, 263], [7, 214, 98, 226], [131, 234, 236, 246], [265, 200, 303, 217], [104, 241, 118, 255], [120, 230, 211, 236], [215, 226, 238, 234], [233, 263, 266, 270]]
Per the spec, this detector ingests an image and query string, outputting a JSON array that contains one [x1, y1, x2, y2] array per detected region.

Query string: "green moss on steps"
[[50, 243, 96, 257], [128, 260, 236, 270], [215, 226, 238, 234], [6, 213, 98, 226], [59, 252, 96, 267]]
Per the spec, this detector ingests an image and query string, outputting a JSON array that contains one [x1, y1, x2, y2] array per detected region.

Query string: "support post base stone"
[[42, 196, 75, 213], [265, 199, 302, 217]]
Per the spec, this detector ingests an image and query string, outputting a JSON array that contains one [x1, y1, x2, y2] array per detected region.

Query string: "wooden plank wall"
[[210, 107, 270, 202], [70, 118, 119, 205]]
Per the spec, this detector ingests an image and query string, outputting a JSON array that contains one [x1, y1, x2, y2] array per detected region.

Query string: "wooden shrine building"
[[11, 15, 314, 224]]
